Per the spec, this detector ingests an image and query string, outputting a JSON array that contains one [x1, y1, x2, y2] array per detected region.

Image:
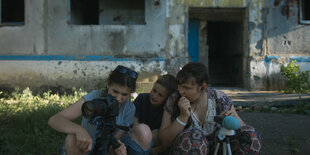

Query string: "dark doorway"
[[189, 8, 246, 87], [208, 21, 244, 87]]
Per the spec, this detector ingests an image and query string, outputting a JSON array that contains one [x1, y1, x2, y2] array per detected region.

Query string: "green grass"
[[0, 88, 86, 155]]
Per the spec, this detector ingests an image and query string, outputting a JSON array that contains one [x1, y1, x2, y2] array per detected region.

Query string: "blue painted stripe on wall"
[[265, 56, 310, 62], [290, 56, 310, 62], [264, 56, 280, 62], [0, 55, 164, 61]]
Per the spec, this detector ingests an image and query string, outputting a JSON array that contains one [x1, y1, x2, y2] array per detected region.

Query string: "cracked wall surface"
[[0, 0, 309, 91]]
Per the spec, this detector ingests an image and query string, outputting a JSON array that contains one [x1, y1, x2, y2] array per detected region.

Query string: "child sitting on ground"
[[133, 74, 177, 154]]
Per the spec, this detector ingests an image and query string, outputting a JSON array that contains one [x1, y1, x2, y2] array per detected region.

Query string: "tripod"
[[213, 127, 236, 155], [89, 117, 129, 155]]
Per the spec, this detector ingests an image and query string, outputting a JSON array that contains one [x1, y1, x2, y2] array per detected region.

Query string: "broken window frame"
[[67, 0, 99, 25], [68, 0, 146, 25], [299, 0, 310, 24], [0, 0, 25, 26]]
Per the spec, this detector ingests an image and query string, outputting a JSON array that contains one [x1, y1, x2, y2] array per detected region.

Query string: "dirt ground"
[[239, 112, 310, 155]]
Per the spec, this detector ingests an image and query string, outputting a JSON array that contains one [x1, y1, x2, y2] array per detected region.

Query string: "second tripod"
[[213, 127, 235, 155]]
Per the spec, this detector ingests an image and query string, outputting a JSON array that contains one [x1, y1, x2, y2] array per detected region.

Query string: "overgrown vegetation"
[[239, 99, 310, 115], [286, 134, 300, 155], [280, 60, 310, 93], [0, 88, 86, 155], [259, 101, 310, 115]]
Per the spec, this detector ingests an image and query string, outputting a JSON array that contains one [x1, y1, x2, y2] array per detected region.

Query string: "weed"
[[286, 134, 300, 154], [280, 60, 310, 93]]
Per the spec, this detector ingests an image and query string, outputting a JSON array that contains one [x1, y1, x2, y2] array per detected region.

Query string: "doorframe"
[[187, 8, 249, 88]]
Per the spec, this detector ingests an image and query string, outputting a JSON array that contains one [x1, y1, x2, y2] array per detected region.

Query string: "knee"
[[239, 125, 262, 146], [240, 125, 261, 139], [65, 134, 80, 154], [130, 123, 153, 151], [173, 128, 208, 154]]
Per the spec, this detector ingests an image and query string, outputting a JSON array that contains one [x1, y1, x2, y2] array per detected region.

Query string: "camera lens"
[[82, 101, 96, 118], [81, 94, 119, 119]]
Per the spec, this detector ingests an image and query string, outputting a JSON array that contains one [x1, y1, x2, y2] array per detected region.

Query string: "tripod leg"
[[223, 141, 227, 155], [213, 142, 220, 155], [227, 143, 232, 155], [226, 137, 232, 155]]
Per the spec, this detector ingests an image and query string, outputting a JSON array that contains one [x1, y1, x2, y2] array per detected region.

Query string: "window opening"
[[69, 0, 145, 25], [70, 0, 99, 25], [99, 0, 145, 25], [1, 0, 25, 26], [299, 0, 310, 24]]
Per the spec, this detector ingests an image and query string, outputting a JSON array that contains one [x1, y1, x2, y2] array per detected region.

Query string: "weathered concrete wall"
[[249, 0, 310, 90], [165, 1, 189, 75], [0, 0, 309, 91], [0, 0, 45, 54], [0, 60, 164, 92], [47, 0, 166, 55], [173, 0, 247, 7], [171, 0, 310, 90], [0, 0, 170, 92]]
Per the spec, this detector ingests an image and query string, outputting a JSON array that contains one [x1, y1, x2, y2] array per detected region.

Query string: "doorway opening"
[[189, 8, 246, 87], [208, 21, 244, 87]]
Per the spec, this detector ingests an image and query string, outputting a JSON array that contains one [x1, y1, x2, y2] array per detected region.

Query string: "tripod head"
[[214, 115, 241, 139], [213, 115, 241, 155]]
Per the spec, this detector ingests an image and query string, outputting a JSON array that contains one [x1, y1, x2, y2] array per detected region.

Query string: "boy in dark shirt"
[[134, 74, 177, 154]]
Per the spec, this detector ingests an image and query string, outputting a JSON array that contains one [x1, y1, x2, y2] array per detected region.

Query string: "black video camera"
[[81, 94, 119, 119], [81, 94, 121, 155]]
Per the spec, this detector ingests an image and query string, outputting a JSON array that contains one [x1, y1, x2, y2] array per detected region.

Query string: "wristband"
[[176, 117, 187, 126]]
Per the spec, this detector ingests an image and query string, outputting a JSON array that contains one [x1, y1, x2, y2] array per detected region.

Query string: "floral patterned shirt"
[[164, 87, 233, 136]]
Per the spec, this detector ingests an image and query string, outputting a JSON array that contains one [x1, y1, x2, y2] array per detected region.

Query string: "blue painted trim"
[[290, 56, 310, 62], [0, 55, 164, 61], [264, 56, 280, 62], [188, 20, 199, 62], [265, 56, 310, 63]]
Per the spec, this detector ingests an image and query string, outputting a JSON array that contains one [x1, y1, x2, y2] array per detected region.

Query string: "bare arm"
[[114, 129, 127, 139], [48, 98, 85, 134], [159, 96, 192, 148], [48, 98, 93, 152], [221, 105, 246, 127], [111, 139, 127, 155], [230, 106, 246, 126], [158, 110, 186, 148]]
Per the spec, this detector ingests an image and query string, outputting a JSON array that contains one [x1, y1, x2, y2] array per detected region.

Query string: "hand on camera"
[[220, 110, 232, 118], [75, 127, 93, 152], [114, 139, 127, 155]]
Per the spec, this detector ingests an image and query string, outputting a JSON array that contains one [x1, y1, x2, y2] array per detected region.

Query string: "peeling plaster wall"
[[47, 0, 166, 55], [266, 0, 310, 55], [173, 0, 246, 7], [165, 1, 189, 75], [249, 0, 310, 90], [0, 0, 45, 54], [0, 0, 309, 91], [170, 0, 309, 90], [0, 0, 169, 92], [0, 60, 164, 91], [248, 0, 266, 90]]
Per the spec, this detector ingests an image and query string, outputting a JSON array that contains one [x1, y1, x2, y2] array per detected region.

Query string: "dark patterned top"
[[164, 87, 233, 135]]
